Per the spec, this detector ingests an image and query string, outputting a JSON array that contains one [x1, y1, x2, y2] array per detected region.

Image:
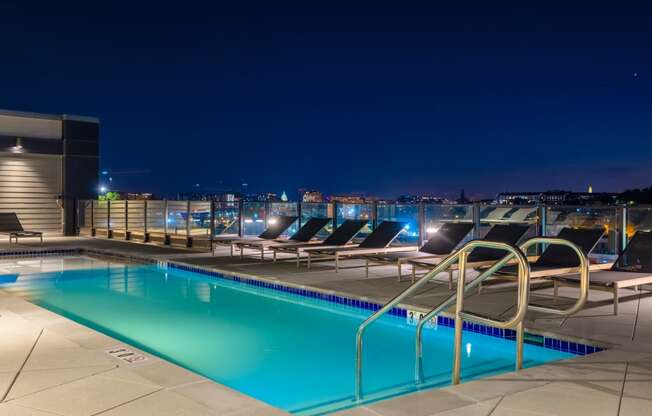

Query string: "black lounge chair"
[[303, 220, 411, 272], [362, 222, 475, 280], [233, 217, 331, 260], [211, 215, 298, 255], [550, 231, 652, 314], [271, 219, 368, 266], [0, 213, 43, 245], [496, 227, 605, 278], [408, 223, 531, 286]]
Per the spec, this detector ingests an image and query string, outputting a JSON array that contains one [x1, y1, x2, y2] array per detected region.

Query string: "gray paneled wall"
[[0, 154, 62, 232]]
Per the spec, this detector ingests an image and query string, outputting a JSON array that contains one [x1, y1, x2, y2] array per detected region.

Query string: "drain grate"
[[106, 346, 148, 364]]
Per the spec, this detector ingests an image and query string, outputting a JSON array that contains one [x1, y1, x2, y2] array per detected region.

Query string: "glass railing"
[[546, 206, 618, 260], [78, 199, 638, 259], [627, 206, 652, 237], [300, 202, 334, 238], [270, 202, 299, 237], [127, 201, 145, 232], [423, 204, 474, 244], [377, 204, 419, 245], [336, 203, 374, 239], [146, 200, 166, 235], [242, 202, 266, 236], [214, 202, 239, 236]]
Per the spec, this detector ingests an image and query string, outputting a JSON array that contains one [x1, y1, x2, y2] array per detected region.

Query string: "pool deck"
[[1, 236, 652, 415]]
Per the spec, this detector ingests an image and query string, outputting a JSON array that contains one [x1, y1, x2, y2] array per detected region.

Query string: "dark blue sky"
[[2, 2, 651, 199]]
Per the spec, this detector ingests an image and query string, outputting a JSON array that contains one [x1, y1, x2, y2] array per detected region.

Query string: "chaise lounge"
[[0, 213, 43, 245]]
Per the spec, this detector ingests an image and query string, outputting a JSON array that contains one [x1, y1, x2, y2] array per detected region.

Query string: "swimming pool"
[[0, 259, 581, 414]]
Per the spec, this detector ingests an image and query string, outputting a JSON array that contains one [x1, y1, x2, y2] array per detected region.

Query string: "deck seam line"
[[616, 362, 629, 416], [1, 328, 43, 402], [631, 289, 643, 341], [90, 387, 164, 416], [4, 365, 118, 402], [487, 395, 505, 415]]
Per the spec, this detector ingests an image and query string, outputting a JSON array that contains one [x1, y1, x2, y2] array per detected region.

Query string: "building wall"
[[0, 154, 63, 233], [0, 110, 99, 235]]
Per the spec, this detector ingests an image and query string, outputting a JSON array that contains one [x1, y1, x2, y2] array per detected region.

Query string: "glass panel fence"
[[214, 202, 240, 236], [242, 202, 266, 236], [626, 206, 652, 237], [423, 204, 473, 245], [300, 203, 334, 238], [93, 200, 109, 229], [376, 204, 419, 245], [546, 206, 618, 261], [146, 201, 166, 235], [336, 203, 374, 239], [479, 205, 539, 254], [109, 201, 126, 230], [167, 201, 188, 236], [269, 202, 299, 237], [78, 200, 93, 232], [126, 201, 145, 232], [189, 201, 211, 237]]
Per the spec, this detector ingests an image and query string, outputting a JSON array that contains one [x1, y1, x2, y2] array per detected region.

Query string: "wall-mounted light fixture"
[[11, 137, 24, 153]]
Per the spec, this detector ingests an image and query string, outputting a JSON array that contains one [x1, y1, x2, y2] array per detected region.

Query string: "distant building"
[[396, 195, 445, 204], [328, 194, 366, 204], [495, 190, 619, 205], [118, 192, 154, 200], [300, 190, 324, 203]]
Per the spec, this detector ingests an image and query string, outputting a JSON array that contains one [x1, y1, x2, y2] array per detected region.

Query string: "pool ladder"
[[354, 237, 590, 401]]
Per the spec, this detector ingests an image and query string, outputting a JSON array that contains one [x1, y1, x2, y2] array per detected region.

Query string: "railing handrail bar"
[[354, 239, 530, 401]]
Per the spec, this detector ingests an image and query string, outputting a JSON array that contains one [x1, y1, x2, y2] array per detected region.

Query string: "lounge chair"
[[232, 217, 331, 260], [211, 215, 298, 255], [496, 227, 606, 278], [407, 223, 531, 286], [270, 219, 368, 266], [0, 213, 43, 245], [361, 222, 474, 280], [550, 230, 652, 314], [302, 221, 412, 272]]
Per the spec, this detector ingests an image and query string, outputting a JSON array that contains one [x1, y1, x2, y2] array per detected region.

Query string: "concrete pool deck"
[[1, 236, 651, 415]]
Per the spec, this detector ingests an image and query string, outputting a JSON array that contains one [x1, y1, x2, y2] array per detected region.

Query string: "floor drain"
[[106, 346, 148, 364]]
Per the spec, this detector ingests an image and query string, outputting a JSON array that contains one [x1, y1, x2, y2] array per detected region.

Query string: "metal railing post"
[[209, 201, 216, 242], [371, 201, 378, 230], [143, 199, 148, 238], [332, 201, 338, 228], [163, 200, 169, 235], [418, 202, 425, 244], [297, 201, 302, 226], [186, 200, 192, 237], [125, 200, 129, 235], [238, 200, 244, 237], [472, 203, 481, 238], [618, 204, 628, 255], [265, 202, 271, 228], [107, 200, 111, 232], [90, 199, 95, 233]]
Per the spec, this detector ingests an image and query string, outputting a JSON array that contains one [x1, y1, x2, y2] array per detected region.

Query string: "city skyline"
[[2, 3, 651, 197]]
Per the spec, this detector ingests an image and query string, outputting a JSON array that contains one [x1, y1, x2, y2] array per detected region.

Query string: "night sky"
[[2, 2, 651, 199]]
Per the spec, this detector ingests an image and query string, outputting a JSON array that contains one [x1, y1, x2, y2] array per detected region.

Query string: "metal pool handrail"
[[413, 237, 589, 386], [354, 240, 530, 401], [518, 237, 590, 316]]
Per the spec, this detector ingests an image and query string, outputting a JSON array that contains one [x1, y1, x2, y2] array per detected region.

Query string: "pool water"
[[0, 262, 573, 414]]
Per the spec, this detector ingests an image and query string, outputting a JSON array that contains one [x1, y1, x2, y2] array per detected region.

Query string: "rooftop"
[[0, 236, 650, 415]]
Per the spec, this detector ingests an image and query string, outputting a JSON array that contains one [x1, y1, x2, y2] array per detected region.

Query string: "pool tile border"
[[167, 262, 603, 356], [0, 248, 604, 356]]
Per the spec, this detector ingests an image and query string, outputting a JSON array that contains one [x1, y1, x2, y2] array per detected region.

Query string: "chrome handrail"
[[413, 237, 589, 385], [518, 237, 590, 316], [414, 243, 529, 385], [354, 240, 530, 401]]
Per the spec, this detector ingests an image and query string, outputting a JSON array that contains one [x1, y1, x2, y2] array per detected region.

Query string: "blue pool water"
[[0, 262, 574, 414]]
